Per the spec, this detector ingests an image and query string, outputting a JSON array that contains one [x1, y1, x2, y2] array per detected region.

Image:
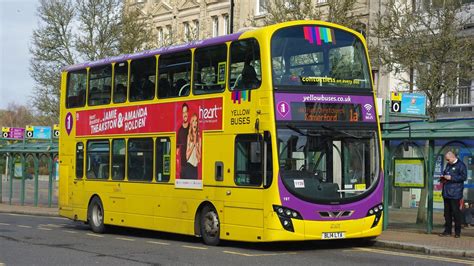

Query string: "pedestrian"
[[439, 151, 467, 238]]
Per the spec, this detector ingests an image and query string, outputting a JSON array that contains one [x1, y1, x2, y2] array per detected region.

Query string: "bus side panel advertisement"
[[74, 98, 223, 189], [274, 93, 376, 122]]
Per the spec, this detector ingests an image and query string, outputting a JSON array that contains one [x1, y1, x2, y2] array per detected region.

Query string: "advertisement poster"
[[394, 158, 425, 188], [75, 98, 223, 189]]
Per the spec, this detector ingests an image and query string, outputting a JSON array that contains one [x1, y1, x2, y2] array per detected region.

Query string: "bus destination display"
[[290, 102, 363, 122]]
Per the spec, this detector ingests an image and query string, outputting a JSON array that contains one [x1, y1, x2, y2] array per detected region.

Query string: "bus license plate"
[[322, 232, 346, 239]]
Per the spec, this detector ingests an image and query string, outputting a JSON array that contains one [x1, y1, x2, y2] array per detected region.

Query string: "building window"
[[157, 27, 164, 46], [317, 0, 327, 3], [166, 25, 172, 44], [212, 16, 219, 37], [193, 20, 200, 40], [223, 14, 229, 35], [256, 0, 266, 15], [183, 22, 190, 42]]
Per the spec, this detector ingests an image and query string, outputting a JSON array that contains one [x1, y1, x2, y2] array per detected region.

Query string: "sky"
[[0, 0, 39, 110]]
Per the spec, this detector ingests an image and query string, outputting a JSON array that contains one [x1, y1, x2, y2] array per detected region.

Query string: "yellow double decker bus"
[[59, 20, 383, 245]]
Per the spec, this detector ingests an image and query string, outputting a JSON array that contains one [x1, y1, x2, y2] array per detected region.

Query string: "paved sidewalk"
[[376, 229, 474, 258], [0, 203, 58, 217], [0, 203, 473, 258]]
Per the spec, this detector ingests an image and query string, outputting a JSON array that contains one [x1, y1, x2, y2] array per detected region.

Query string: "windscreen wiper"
[[321, 125, 361, 139]]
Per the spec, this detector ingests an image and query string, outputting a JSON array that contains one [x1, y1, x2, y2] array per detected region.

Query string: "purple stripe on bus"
[[278, 172, 384, 221], [62, 32, 243, 72], [274, 93, 376, 122]]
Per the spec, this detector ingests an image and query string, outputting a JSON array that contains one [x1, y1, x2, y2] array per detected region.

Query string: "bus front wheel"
[[200, 205, 220, 246], [88, 197, 106, 233]]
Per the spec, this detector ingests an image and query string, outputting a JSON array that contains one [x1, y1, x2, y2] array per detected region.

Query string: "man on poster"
[[439, 151, 467, 238], [177, 103, 189, 179]]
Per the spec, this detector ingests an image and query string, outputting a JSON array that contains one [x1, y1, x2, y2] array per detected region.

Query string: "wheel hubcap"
[[92, 204, 103, 226], [204, 211, 219, 237]]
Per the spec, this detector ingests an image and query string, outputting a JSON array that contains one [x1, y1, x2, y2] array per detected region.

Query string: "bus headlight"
[[273, 205, 303, 232], [366, 203, 383, 228], [272, 205, 303, 220]]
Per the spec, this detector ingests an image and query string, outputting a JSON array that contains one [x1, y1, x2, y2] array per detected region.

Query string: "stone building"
[[125, 0, 473, 119]]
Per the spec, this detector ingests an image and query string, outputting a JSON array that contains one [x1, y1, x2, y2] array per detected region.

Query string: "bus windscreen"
[[271, 26, 371, 89]]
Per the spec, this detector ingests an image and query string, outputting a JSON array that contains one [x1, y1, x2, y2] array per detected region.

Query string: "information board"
[[394, 158, 425, 188]]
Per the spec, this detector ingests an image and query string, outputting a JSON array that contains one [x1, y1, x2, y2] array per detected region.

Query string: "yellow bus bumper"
[[263, 212, 383, 242]]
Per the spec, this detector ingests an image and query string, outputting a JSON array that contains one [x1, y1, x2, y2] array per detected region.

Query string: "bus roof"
[[62, 31, 243, 72]]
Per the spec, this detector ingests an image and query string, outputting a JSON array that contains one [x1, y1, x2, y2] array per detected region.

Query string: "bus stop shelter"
[[0, 141, 58, 207], [382, 118, 474, 233]]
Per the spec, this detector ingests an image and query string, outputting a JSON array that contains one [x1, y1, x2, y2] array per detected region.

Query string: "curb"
[[375, 240, 474, 258]]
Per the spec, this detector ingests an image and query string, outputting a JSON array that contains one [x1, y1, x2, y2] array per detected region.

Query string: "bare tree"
[[0, 103, 37, 128], [373, 0, 473, 120], [30, 0, 156, 123]]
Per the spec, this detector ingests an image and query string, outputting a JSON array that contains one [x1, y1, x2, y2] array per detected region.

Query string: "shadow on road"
[[69, 221, 376, 252]]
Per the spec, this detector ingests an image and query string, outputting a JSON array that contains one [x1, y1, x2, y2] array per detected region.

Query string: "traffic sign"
[[1, 127, 25, 140]]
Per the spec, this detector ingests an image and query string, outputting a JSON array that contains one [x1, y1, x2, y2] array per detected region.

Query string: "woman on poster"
[[185, 113, 201, 179]]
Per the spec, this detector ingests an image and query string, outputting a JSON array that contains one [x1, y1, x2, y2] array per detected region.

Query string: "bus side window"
[[229, 38, 262, 91], [113, 61, 128, 104], [88, 64, 112, 106], [128, 138, 153, 181], [86, 140, 110, 180], [193, 44, 227, 95], [234, 134, 263, 187], [158, 51, 191, 98], [112, 139, 125, 180], [76, 142, 84, 179], [156, 137, 171, 182], [129, 57, 156, 102], [66, 70, 87, 108]]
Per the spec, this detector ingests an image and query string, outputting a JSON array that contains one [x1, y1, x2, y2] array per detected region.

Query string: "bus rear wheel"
[[88, 197, 106, 233], [200, 205, 220, 246]]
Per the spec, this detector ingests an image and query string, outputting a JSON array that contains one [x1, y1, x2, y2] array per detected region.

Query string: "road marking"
[[0, 223, 10, 226], [355, 248, 474, 265], [116, 237, 135, 242], [38, 227, 53, 231], [17, 225, 32, 228], [182, 245, 208, 250], [147, 241, 170, 246], [46, 224, 63, 228], [3, 213, 65, 220], [223, 251, 297, 257], [86, 233, 104, 238], [63, 230, 78, 234]]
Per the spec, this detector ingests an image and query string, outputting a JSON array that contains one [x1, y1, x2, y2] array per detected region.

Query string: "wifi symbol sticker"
[[364, 104, 373, 112]]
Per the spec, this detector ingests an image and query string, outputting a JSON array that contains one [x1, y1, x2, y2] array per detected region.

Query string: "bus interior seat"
[[158, 78, 171, 97]]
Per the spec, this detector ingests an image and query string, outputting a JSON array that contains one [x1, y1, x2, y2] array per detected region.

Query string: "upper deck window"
[[193, 44, 227, 95], [113, 62, 128, 104], [130, 57, 156, 102], [66, 70, 87, 108], [229, 38, 262, 91], [271, 26, 371, 89], [88, 65, 112, 106], [158, 51, 191, 98]]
